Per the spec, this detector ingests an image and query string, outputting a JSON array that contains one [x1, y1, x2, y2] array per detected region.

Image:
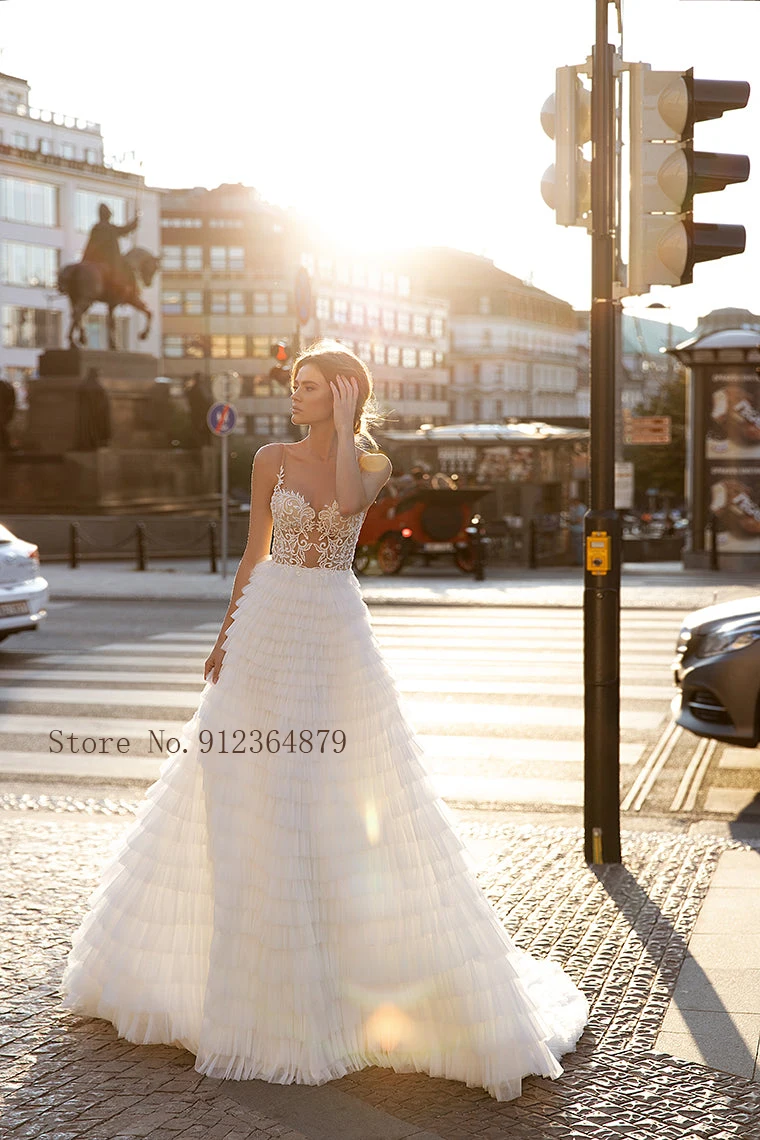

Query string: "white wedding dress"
[[60, 448, 589, 1102]]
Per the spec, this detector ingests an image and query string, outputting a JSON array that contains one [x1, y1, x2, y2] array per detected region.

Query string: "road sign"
[[623, 415, 671, 445], [211, 371, 241, 403], [207, 402, 238, 435]]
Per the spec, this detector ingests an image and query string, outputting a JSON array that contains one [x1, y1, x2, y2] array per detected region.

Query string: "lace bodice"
[[270, 456, 368, 570]]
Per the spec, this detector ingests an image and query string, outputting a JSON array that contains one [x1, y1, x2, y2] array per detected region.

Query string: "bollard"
[[136, 522, 147, 571], [528, 518, 538, 570], [709, 513, 719, 572], [69, 522, 80, 569], [474, 517, 485, 582], [208, 521, 218, 574]]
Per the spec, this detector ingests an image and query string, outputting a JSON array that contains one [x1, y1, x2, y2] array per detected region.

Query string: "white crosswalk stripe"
[[0, 607, 682, 810]]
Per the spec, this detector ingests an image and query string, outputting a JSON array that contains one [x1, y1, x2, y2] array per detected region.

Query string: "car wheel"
[[376, 534, 405, 575]]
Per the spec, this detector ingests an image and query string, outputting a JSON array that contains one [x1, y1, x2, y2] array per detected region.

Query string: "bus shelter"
[[669, 328, 760, 571]]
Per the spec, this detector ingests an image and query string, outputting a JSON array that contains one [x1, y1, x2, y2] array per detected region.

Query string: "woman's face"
[[290, 363, 335, 426]]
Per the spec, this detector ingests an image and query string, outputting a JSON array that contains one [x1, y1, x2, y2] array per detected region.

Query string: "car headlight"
[[699, 621, 760, 658]]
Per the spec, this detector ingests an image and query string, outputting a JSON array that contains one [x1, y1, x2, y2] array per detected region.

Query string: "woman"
[[60, 340, 588, 1102]]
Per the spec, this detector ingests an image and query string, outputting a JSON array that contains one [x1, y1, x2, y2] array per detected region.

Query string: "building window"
[[372, 343, 384, 365], [419, 349, 434, 369], [419, 383, 433, 399], [333, 299, 348, 324], [358, 341, 371, 362], [382, 309, 395, 332], [252, 414, 271, 434], [253, 292, 269, 315], [271, 415, 290, 436], [61, 143, 75, 159], [84, 148, 97, 164], [162, 217, 203, 228], [210, 246, 245, 271], [0, 176, 57, 226], [184, 290, 203, 315], [1, 305, 61, 348], [211, 291, 227, 314], [11, 132, 29, 149], [366, 303, 379, 328], [350, 303, 365, 326], [209, 218, 243, 228], [413, 314, 427, 336], [0, 241, 58, 288], [74, 190, 126, 233], [39, 138, 53, 156], [479, 295, 491, 315], [253, 376, 273, 396], [161, 291, 182, 315], [389, 381, 402, 400], [163, 335, 204, 358], [211, 335, 247, 358], [316, 296, 330, 320], [161, 245, 203, 271], [396, 311, 410, 334], [252, 336, 270, 358], [228, 291, 245, 315], [271, 291, 287, 315], [401, 347, 417, 368], [430, 316, 444, 338], [387, 345, 400, 366], [382, 271, 395, 294]]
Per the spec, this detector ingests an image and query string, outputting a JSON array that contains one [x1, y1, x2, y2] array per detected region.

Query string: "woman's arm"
[[332, 375, 392, 515], [204, 444, 278, 682]]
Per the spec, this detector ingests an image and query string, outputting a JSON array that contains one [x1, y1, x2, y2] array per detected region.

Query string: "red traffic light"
[[271, 340, 290, 364]]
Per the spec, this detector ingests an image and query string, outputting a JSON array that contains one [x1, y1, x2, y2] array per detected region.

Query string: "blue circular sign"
[[207, 402, 238, 435]]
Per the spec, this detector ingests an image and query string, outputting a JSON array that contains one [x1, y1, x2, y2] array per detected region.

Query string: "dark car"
[[672, 594, 760, 747]]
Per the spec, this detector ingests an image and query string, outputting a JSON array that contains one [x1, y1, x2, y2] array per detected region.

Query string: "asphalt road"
[[0, 598, 757, 830]]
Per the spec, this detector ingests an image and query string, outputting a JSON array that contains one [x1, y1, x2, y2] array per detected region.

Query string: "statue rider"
[[81, 204, 140, 294]]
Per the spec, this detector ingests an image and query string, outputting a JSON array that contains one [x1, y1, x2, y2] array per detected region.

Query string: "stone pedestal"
[[1, 348, 218, 514]]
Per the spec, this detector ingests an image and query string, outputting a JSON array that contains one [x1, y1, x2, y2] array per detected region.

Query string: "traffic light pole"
[[584, 0, 622, 864]]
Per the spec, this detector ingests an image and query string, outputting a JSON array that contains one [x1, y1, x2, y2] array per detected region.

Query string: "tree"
[[623, 372, 686, 507]]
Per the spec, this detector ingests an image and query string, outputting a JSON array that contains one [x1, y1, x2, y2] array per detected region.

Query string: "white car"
[[0, 523, 48, 643]]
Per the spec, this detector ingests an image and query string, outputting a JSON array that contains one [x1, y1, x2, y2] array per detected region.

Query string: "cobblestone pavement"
[[1, 808, 760, 1140]]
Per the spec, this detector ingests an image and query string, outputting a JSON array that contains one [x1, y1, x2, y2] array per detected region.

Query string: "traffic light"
[[269, 340, 293, 387], [628, 64, 750, 295], [540, 65, 592, 230]]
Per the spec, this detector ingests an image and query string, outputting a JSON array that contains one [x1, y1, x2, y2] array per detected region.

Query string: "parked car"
[[0, 523, 48, 643], [672, 594, 760, 747], [353, 485, 492, 575]]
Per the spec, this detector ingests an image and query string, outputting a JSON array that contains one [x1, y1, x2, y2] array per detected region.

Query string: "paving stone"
[[2, 814, 760, 1138]]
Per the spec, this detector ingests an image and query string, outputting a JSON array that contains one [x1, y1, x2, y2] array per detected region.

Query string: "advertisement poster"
[[708, 464, 760, 552], [706, 371, 760, 460], [705, 371, 760, 551]]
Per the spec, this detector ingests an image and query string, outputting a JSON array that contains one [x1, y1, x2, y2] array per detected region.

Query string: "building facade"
[[158, 184, 451, 444], [389, 248, 583, 425], [0, 72, 160, 407]]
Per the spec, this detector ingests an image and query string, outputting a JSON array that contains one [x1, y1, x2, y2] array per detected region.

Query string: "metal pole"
[[221, 432, 229, 580], [584, 0, 622, 865]]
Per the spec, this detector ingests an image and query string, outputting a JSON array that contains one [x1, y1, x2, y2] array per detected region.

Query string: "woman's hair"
[[289, 339, 386, 452]]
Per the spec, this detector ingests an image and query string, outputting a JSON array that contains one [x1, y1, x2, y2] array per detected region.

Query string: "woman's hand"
[[204, 637, 226, 684], [331, 373, 359, 435]]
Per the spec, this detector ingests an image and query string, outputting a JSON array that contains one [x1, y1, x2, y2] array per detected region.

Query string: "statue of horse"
[[58, 247, 160, 351]]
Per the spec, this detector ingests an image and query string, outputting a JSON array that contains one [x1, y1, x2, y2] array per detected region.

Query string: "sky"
[[1, 0, 759, 335]]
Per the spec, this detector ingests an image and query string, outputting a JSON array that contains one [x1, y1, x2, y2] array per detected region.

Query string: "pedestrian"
[[60, 340, 588, 1102]]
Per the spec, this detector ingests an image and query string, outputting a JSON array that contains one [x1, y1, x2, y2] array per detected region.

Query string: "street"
[[2, 597, 757, 828]]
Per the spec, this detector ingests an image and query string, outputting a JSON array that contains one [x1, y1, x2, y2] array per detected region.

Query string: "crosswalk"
[[0, 605, 742, 816]]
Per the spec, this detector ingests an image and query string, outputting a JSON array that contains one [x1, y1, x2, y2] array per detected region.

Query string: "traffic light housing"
[[269, 340, 292, 387], [541, 65, 592, 230], [628, 64, 750, 295]]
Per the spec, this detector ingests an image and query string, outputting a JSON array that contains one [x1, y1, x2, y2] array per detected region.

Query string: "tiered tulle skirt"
[[60, 555, 589, 1102]]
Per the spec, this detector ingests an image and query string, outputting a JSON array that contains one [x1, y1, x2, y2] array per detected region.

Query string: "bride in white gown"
[[60, 339, 588, 1103]]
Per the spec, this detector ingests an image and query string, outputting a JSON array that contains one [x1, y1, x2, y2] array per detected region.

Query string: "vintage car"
[[353, 483, 492, 575]]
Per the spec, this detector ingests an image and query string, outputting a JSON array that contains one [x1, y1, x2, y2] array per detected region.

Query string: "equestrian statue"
[[58, 204, 159, 351]]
